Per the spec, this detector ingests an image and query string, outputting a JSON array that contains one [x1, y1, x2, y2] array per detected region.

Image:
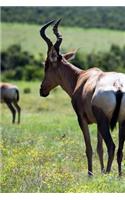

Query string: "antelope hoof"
[[88, 171, 93, 177]]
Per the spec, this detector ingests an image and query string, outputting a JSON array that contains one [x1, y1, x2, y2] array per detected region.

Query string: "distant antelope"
[[0, 82, 21, 124], [39, 19, 125, 176]]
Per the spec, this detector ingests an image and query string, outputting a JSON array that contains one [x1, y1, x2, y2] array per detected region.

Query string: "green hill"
[[1, 7, 125, 30], [1, 23, 125, 57]]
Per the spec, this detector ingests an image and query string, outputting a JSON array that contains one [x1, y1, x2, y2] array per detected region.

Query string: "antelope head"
[[39, 19, 76, 97]]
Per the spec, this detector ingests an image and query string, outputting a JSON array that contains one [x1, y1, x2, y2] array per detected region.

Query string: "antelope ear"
[[63, 50, 77, 61], [48, 47, 58, 63]]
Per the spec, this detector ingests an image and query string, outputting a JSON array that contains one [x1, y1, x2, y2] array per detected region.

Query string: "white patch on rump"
[[91, 72, 125, 121], [92, 90, 116, 120]]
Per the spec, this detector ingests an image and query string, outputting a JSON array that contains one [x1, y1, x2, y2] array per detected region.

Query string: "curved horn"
[[53, 19, 62, 53], [40, 20, 55, 51]]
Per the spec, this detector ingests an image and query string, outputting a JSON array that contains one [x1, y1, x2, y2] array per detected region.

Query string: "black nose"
[[39, 88, 49, 97], [40, 88, 43, 96]]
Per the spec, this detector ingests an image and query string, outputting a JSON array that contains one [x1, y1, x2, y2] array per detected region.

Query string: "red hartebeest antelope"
[[0, 82, 21, 124], [39, 19, 125, 176]]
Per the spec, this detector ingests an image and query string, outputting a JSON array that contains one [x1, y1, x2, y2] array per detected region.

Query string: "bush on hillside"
[[1, 44, 35, 71], [1, 44, 125, 82], [71, 44, 125, 72], [1, 44, 44, 81]]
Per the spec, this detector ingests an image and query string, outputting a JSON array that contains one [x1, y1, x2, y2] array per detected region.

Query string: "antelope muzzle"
[[40, 86, 49, 97]]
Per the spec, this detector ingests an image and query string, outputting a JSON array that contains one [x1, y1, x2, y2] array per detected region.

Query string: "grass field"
[[1, 22, 125, 192], [0, 81, 125, 192], [1, 23, 125, 58]]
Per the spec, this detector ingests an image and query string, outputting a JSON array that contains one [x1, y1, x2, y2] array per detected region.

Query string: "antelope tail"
[[16, 89, 20, 102], [110, 90, 123, 131]]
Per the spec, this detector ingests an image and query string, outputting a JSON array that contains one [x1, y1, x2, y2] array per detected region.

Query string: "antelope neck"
[[58, 60, 82, 97]]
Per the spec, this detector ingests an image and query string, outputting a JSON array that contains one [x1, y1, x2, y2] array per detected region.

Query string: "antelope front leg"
[[77, 114, 93, 176]]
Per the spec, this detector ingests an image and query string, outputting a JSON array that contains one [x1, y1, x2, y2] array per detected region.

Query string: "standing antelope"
[[0, 82, 21, 124], [39, 19, 125, 176]]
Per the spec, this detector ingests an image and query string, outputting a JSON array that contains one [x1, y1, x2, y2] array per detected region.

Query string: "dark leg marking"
[[117, 121, 125, 176], [5, 101, 16, 123], [92, 106, 115, 173]]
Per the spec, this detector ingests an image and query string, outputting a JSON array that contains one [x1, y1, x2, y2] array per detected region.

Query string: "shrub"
[[1, 70, 16, 81], [23, 65, 44, 81], [14, 67, 24, 80], [1, 44, 36, 72], [72, 44, 125, 72], [23, 88, 31, 94], [1, 44, 44, 81]]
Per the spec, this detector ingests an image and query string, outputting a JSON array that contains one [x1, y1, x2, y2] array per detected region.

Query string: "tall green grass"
[[0, 81, 125, 192], [1, 23, 125, 57]]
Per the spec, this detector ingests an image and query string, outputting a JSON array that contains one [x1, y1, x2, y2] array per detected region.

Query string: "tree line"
[[1, 44, 125, 81], [1, 7, 125, 30]]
